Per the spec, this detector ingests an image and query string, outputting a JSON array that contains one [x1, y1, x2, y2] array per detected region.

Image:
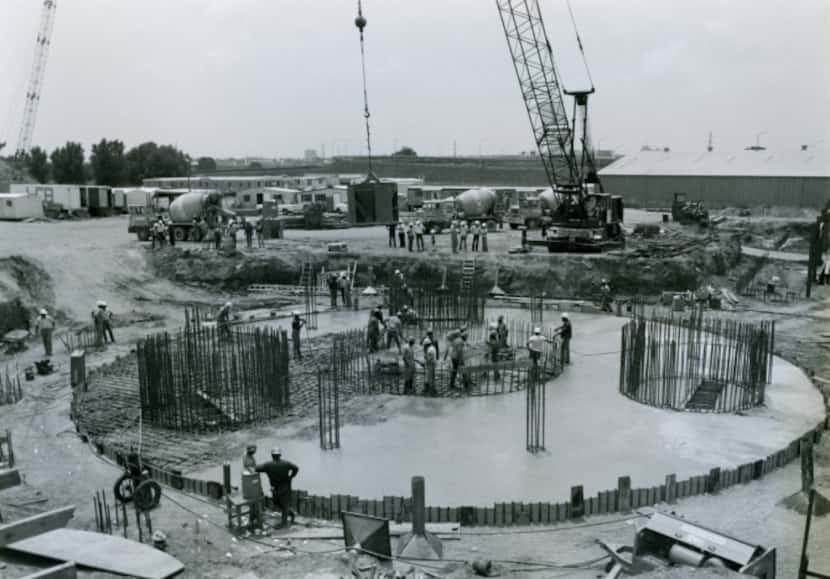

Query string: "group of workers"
[[387, 220, 434, 252], [242, 445, 299, 528], [326, 271, 353, 308], [449, 220, 488, 254], [32, 300, 115, 358]]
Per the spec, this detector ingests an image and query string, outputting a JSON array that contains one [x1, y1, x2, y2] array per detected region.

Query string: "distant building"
[[304, 149, 319, 162], [10, 183, 114, 215], [142, 174, 337, 193], [0, 192, 44, 221], [598, 150, 830, 208]]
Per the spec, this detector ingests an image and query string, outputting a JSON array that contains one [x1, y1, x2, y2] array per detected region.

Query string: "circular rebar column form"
[[618, 315, 774, 413]]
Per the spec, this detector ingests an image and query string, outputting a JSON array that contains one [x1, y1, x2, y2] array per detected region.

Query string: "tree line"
[[16, 139, 217, 186]]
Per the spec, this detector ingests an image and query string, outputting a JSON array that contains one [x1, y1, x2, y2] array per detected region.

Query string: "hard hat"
[[39, 308, 47, 315], [489, 322, 497, 329], [408, 336, 416, 343], [96, 300, 106, 307], [225, 301, 232, 308], [562, 313, 569, 320], [396, 311, 402, 316], [533, 327, 541, 334], [246, 444, 257, 453], [426, 328, 434, 334], [292, 310, 300, 316], [271, 447, 282, 456], [402, 305, 409, 310], [423, 337, 432, 345]]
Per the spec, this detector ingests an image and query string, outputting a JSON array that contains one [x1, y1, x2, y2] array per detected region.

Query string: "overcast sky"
[[1, 0, 828, 159]]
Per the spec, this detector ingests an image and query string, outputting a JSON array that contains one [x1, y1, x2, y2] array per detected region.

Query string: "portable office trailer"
[[0, 193, 45, 220]]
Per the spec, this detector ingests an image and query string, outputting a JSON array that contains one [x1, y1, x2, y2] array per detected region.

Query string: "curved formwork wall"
[[619, 315, 775, 412]]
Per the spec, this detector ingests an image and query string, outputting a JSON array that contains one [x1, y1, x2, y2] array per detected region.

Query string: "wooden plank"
[[0, 468, 21, 491], [588, 496, 598, 516], [504, 503, 513, 526], [485, 508, 495, 527], [21, 562, 76, 579], [679, 479, 689, 498], [599, 491, 608, 514], [0, 506, 75, 548], [570, 486, 585, 519], [707, 468, 721, 494], [541, 503, 551, 524], [9, 529, 182, 579]]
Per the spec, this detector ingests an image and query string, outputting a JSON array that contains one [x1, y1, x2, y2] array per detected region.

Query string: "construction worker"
[[200, 218, 210, 245], [255, 448, 299, 528], [397, 221, 406, 248], [93, 301, 107, 347], [291, 312, 305, 360], [430, 228, 437, 249], [101, 302, 115, 343], [460, 221, 468, 251], [367, 309, 381, 352], [386, 311, 402, 352], [471, 221, 481, 252], [415, 220, 425, 251], [213, 224, 222, 250], [243, 217, 254, 249], [599, 279, 613, 313], [217, 302, 232, 339], [255, 219, 265, 247], [422, 328, 439, 359], [402, 336, 416, 394], [820, 253, 830, 285], [387, 223, 397, 248], [421, 338, 437, 396], [481, 224, 488, 253], [450, 222, 459, 254], [446, 329, 468, 390], [34, 308, 55, 357], [406, 222, 415, 252], [526, 327, 551, 369], [496, 315, 509, 349], [488, 323, 501, 379], [327, 272, 338, 308], [554, 313, 572, 365], [242, 444, 258, 473], [167, 218, 176, 247], [337, 273, 349, 307]]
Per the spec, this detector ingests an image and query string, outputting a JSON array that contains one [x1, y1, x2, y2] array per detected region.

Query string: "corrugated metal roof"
[[599, 150, 830, 178]]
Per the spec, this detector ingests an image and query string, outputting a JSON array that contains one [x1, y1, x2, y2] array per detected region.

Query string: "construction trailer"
[[348, 180, 398, 225], [9, 183, 113, 216], [0, 192, 44, 220]]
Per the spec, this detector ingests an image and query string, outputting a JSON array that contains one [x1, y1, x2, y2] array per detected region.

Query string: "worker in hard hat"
[[421, 328, 439, 359], [496, 315, 509, 349], [450, 222, 459, 254], [242, 444, 258, 473], [397, 222, 406, 248], [92, 301, 108, 347], [480, 223, 488, 253], [553, 313, 572, 365], [326, 271, 339, 308], [217, 302, 232, 340], [526, 326, 552, 370], [255, 448, 299, 528], [488, 322, 501, 379], [471, 221, 481, 252], [414, 220, 425, 252], [386, 311, 402, 352], [367, 308, 381, 352], [100, 302, 115, 343], [34, 308, 55, 357], [402, 336, 416, 394], [420, 337, 437, 396], [291, 312, 306, 360], [599, 278, 613, 313]]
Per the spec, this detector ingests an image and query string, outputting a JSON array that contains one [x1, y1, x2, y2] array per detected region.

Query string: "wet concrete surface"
[[193, 309, 824, 506]]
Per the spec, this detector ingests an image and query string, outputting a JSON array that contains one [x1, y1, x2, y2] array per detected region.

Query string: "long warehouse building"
[[599, 150, 830, 208]]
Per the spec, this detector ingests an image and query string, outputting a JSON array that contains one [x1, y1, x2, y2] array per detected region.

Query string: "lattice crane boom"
[[16, 0, 57, 154]]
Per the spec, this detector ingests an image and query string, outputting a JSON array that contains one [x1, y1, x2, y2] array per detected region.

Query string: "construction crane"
[[16, 0, 57, 155], [496, 0, 623, 252]]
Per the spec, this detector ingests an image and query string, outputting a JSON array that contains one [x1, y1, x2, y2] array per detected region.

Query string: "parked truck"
[[128, 190, 232, 241]]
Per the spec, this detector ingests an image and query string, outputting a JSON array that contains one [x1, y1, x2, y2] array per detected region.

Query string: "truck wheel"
[[134, 479, 162, 511], [173, 227, 187, 242], [509, 223, 518, 230], [114, 473, 134, 504], [137, 230, 149, 242]]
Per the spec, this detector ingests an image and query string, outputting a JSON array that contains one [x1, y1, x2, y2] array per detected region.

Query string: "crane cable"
[[564, 0, 594, 91], [355, 0, 374, 177]]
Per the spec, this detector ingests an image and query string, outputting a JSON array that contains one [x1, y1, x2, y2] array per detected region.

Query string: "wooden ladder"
[[460, 259, 476, 294]]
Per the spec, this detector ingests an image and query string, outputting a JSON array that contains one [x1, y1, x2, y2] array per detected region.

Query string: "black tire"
[[134, 479, 162, 511], [137, 230, 149, 242], [114, 473, 135, 504], [173, 227, 187, 242]]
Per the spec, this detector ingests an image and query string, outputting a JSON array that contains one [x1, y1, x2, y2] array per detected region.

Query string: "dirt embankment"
[[0, 255, 56, 313], [146, 234, 741, 298]]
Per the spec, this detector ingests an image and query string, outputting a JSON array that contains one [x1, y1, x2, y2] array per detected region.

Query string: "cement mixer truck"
[[453, 188, 502, 224], [129, 190, 233, 241]]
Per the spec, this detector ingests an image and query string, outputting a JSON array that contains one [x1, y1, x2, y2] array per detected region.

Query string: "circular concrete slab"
[[195, 310, 824, 506]]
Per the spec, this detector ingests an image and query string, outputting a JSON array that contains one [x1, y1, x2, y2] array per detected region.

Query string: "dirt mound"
[[0, 255, 55, 314], [147, 235, 742, 299]]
